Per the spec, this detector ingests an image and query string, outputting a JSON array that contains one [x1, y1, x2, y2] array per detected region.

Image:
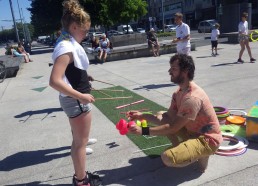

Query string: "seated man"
[[127, 54, 222, 172], [10, 45, 30, 63]]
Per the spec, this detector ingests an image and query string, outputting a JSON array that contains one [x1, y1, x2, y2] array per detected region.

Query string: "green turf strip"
[[91, 86, 171, 157]]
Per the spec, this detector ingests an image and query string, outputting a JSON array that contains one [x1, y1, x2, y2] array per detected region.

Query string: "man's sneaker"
[[237, 58, 244, 63], [215, 53, 219, 55], [72, 174, 90, 186], [250, 58, 256, 63], [86, 147, 93, 155], [87, 138, 97, 145], [211, 53, 215, 57], [87, 171, 102, 186]]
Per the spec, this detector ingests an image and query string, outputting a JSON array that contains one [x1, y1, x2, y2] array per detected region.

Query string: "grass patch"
[[92, 86, 171, 157]]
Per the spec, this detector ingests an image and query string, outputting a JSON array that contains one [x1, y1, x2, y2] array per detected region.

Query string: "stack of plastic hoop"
[[214, 106, 230, 124], [214, 106, 247, 125], [216, 133, 249, 156]]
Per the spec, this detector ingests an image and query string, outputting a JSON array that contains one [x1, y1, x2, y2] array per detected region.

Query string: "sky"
[[0, 0, 32, 30]]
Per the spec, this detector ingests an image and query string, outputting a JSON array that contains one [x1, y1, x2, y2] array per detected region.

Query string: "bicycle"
[[0, 60, 6, 83]]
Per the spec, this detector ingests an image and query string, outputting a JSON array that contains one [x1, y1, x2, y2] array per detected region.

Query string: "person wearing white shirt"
[[211, 23, 220, 56], [172, 12, 191, 55], [237, 12, 256, 63]]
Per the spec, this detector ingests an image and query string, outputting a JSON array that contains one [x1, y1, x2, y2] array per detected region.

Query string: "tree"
[[28, 0, 63, 36], [28, 0, 148, 35]]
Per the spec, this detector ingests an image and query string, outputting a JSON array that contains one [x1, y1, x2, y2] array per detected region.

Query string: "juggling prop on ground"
[[216, 133, 249, 156]]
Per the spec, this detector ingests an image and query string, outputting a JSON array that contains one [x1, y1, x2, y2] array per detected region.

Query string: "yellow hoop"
[[250, 30, 258, 42]]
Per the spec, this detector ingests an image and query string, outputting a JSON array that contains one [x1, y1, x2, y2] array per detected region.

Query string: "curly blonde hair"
[[61, 0, 91, 31]]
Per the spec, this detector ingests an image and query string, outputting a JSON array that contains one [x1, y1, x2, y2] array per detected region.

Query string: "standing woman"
[[49, 0, 101, 185], [237, 12, 256, 63]]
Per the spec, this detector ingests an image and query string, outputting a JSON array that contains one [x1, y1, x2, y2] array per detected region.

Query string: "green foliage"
[[0, 23, 34, 43], [27, 0, 148, 35]]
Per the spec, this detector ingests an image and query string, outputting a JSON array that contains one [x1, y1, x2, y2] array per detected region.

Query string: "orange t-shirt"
[[171, 82, 223, 146]]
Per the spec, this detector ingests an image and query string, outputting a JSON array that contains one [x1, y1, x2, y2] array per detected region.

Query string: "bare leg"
[[238, 41, 245, 60], [156, 44, 160, 56], [103, 51, 107, 62], [245, 40, 253, 59], [99, 50, 103, 60], [151, 45, 156, 56], [69, 111, 92, 180]]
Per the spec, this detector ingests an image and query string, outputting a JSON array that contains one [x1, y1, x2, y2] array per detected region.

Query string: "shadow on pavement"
[[211, 62, 239, 67], [6, 181, 71, 186], [0, 146, 70, 171], [14, 107, 63, 122], [196, 56, 214, 58], [247, 141, 258, 150], [133, 83, 176, 90], [97, 156, 202, 185]]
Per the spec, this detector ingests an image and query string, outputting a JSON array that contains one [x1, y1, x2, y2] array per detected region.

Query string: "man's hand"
[[128, 124, 142, 135], [126, 111, 143, 121]]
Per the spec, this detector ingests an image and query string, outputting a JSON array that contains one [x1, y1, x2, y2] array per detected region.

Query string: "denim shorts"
[[59, 95, 92, 118]]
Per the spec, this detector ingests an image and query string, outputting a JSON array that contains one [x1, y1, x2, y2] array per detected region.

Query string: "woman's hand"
[[78, 93, 95, 104], [126, 110, 143, 121]]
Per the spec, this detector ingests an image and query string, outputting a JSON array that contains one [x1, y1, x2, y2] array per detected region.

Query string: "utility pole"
[[9, 0, 20, 42], [17, 0, 26, 42], [161, 0, 164, 32]]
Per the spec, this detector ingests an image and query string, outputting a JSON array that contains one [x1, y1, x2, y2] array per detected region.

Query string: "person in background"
[[172, 13, 191, 55], [211, 23, 220, 56], [147, 28, 160, 57], [237, 12, 256, 63], [10, 45, 30, 63], [17, 42, 33, 62], [98, 34, 110, 63]]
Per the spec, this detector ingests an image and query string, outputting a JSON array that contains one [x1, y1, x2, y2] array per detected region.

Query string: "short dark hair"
[[169, 54, 195, 81], [215, 23, 220, 28], [174, 12, 183, 19], [242, 12, 248, 18]]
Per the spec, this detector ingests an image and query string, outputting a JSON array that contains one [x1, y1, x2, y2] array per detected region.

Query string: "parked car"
[[117, 25, 134, 34], [164, 24, 177, 32], [107, 30, 123, 37], [198, 19, 218, 33], [136, 28, 145, 33]]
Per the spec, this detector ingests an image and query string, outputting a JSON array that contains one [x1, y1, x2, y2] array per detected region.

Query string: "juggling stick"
[[95, 96, 132, 100], [120, 108, 150, 114], [93, 79, 116, 86], [115, 100, 144, 109], [91, 88, 112, 98]]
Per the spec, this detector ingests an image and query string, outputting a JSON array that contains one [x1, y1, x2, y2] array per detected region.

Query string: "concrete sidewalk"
[[0, 42, 258, 186]]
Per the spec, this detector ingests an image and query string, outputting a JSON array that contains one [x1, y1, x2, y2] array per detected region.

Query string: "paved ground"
[[0, 40, 258, 186]]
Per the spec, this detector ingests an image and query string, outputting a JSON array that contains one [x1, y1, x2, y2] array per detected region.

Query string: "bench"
[[0, 55, 24, 78], [86, 41, 196, 63]]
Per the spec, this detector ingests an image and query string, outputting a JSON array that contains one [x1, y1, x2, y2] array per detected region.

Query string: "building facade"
[[142, 0, 258, 30]]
